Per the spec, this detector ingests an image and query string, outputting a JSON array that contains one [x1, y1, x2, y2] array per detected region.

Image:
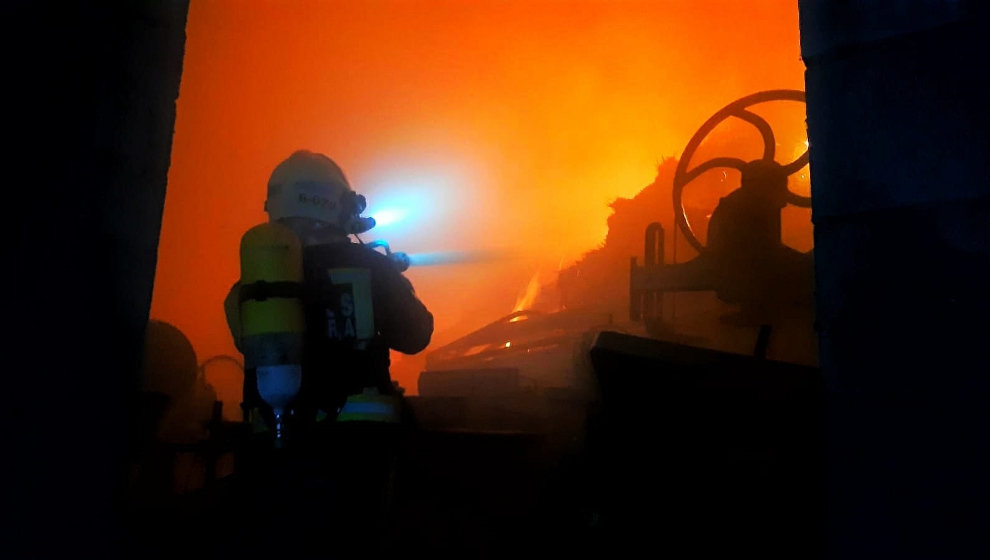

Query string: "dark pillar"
[[799, 2, 990, 558], [6, 1, 189, 555]]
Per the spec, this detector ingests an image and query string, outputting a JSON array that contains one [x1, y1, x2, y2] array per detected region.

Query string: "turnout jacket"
[[226, 239, 434, 414]]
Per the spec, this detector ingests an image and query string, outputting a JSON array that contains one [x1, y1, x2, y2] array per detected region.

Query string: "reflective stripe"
[[339, 401, 395, 416], [337, 396, 400, 423]]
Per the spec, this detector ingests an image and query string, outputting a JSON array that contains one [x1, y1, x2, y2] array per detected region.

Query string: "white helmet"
[[264, 150, 375, 234]]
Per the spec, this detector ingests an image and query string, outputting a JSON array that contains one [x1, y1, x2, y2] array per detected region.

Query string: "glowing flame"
[[512, 271, 542, 313]]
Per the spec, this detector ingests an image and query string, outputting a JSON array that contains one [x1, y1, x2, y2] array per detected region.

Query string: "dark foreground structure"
[[8, 2, 990, 558]]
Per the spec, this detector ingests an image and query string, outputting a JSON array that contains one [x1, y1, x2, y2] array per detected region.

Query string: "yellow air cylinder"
[[240, 222, 304, 336], [238, 222, 307, 445], [238, 222, 306, 368]]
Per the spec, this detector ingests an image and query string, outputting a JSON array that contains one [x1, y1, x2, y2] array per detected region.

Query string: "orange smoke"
[[151, 0, 806, 394]]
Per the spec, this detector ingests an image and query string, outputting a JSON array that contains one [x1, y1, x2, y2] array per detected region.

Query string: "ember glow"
[[151, 0, 806, 392]]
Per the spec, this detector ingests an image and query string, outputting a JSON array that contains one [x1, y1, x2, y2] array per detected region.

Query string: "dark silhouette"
[[706, 158, 814, 319], [220, 150, 435, 557], [130, 320, 216, 504]]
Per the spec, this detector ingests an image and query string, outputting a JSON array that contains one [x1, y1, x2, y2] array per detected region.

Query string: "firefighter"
[[223, 149, 434, 555]]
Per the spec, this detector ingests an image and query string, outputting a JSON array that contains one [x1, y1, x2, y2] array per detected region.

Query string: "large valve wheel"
[[673, 89, 810, 254]]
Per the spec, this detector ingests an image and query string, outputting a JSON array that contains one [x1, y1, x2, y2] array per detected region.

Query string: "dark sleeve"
[[374, 267, 434, 355], [223, 281, 243, 353]]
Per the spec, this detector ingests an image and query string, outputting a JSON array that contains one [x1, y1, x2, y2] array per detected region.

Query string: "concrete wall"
[[799, 1, 990, 557], [6, 1, 188, 556]]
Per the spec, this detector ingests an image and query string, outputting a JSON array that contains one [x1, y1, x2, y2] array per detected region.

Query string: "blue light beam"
[[407, 249, 515, 267], [370, 207, 408, 228]]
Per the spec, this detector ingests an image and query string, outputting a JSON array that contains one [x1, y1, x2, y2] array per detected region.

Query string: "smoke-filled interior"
[[150, 0, 808, 404]]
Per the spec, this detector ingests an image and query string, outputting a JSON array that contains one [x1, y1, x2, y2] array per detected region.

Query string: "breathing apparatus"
[[237, 220, 306, 447], [240, 150, 412, 446]]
